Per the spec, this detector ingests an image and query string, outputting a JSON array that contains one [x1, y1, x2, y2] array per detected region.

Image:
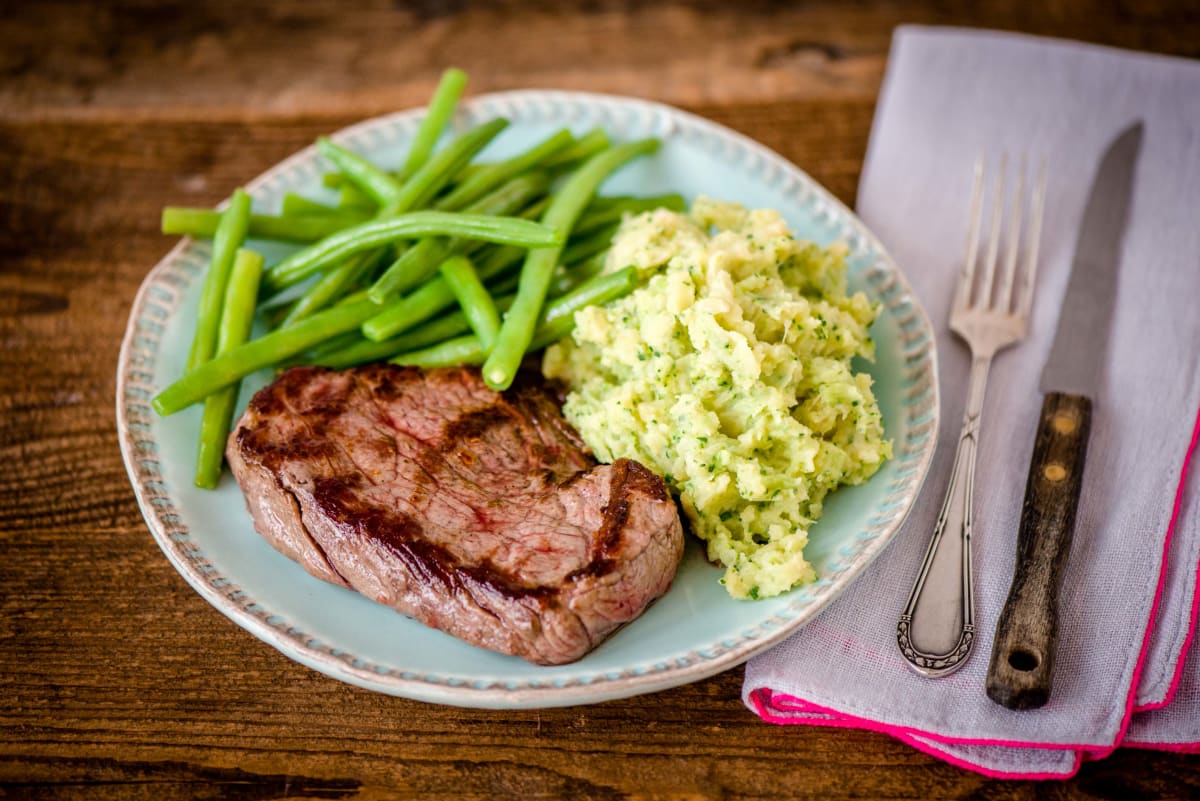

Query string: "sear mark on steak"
[[226, 365, 685, 665]]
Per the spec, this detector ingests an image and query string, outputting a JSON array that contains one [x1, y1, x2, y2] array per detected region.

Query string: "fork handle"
[[897, 355, 990, 677], [986, 392, 1092, 709]]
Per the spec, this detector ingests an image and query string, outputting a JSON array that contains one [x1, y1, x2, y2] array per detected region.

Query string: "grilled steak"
[[226, 364, 684, 665]]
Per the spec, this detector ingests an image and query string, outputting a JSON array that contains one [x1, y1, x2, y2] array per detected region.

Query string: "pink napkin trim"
[[749, 406, 1200, 778]]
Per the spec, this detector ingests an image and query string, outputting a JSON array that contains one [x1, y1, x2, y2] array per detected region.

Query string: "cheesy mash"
[[543, 198, 891, 599]]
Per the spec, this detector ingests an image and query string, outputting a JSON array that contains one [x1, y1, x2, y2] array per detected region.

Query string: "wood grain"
[[4, 0, 1199, 121], [2, 2, 1199, 798], [987, 393, 1092, 710]]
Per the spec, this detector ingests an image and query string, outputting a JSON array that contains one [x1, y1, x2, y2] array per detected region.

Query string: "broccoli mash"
[[542, 198, 891, 599]]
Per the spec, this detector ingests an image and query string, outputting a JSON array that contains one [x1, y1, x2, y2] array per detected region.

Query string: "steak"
[[226, 364, 684, 665]]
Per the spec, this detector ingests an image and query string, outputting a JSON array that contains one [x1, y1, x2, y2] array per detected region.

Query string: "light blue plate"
[[116, 91, 939, 708]]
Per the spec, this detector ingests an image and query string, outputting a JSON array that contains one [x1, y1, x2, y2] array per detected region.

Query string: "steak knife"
[[985, 122, 1143, 710]]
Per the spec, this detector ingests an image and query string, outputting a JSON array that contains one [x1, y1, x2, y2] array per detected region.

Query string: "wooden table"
[[3, 2, 1197, 797]]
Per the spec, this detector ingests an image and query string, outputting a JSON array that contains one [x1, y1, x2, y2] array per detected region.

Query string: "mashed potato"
[[543, 198, 891, 599]]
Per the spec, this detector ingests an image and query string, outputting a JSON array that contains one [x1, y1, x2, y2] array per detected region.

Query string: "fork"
[[896, 154, 1047, 678]]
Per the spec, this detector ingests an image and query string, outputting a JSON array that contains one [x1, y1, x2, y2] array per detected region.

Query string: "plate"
[[116, 91, 939, 708]]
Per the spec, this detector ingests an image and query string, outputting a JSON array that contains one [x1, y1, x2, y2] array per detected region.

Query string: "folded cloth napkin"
[[743, 26, 1200, 779]]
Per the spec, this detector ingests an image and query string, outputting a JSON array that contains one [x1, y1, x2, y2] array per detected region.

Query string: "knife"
[[984, 122, 1143, 710]]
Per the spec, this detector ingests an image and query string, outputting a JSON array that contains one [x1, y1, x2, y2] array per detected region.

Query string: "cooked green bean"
[[438, 255, 501, 349], [316, 137, 405, 208], [314, 321, 462, 369], [572, 193, 686, 235], [391, 266, 638, 368], [362, 232, 527, 341], [482, 138, 658, 390], [403, 68, 468, 177], [576, 248, 610, 275], [383, 118, 509, 216], [559, 222, 619, 267], [194, 249, 264, 489], [153, 297, 382, 416], [360, 191, 650, 341], [280, 192, 341, 217], [487, 269, 521, 298], [368, 170, 551, 303], [528, 266, 639, 349], [368, 239, 444, 304], [280, 249, 384, 327], [264, 211, 559, 291], [302, 329, 365, 360], [389, 334, 487, 369], [363, 273, 462, 342], [434, 128, 572, 211], [548, 254, 605, 297], [314, 293, 518, 369], [339, 184, 375, 211], [186, 189, 252, 371], [163, 207, 368, 244], [542, 128, 610, 169]]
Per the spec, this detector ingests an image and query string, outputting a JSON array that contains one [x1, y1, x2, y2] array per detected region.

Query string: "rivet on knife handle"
[[986, 392, 1092, 710]]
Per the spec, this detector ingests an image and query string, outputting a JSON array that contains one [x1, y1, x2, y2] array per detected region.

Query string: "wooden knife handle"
[[985, 392, 1092, 710]]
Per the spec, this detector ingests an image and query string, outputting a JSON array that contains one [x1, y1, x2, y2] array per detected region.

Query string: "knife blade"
[[985, 121, 1143, 710]]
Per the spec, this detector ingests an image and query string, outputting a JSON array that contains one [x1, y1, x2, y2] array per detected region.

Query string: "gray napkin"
[[743, 26, 1200, 778]]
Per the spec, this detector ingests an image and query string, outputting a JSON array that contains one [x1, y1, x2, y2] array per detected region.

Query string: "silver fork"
[[897, 154, 1047, 677]]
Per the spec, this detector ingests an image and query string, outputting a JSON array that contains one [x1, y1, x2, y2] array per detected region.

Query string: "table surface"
[[3, 1, 1198, 798]]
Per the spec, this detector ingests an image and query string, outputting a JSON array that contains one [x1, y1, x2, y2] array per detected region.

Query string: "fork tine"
[[1018, 158, 1048, 317], [977, 152, 1007, 309], [958, 154, 986, 310], [996, 156, 1026, 311]]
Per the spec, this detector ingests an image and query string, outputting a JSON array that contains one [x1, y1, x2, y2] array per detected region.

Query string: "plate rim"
[[116, 89, 940, 709]]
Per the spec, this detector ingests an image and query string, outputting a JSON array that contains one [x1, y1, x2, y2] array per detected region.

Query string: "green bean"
[[316, 137, 405, 208], [163, 208, 367, 243], [280, 193, 341, 217], [299, 329, 365, 361], [528, 266, 639, 349], [186, 189, 252, 371], [434, 128, 572, 211], [403, 68, 468, 177], [314, 324, 460, 369], [361, 231, 527, 341], [548, 254, 605, 297], [391, 267, 638, 368], [439, 255, 501, 349], [470, 240, 527, 277], [264, 211, 559, 291], [280, 249, 384, 327], [363, 274, 460, 341], [390, 334, 488, 369], [339, 184, 376, 211], [336, 288, 371, 306], [194, 249, 264, 489], [572, 193, 686, 235], [367, 170, 551, 303], [450, 162, 486, 183], [482, 138, 658, 390], [542, 128, 610, 169], [368, 239, 444, 304], [152, 297, 382, 416], [260, 297, 296, 330], [576, 248, 610, 275], [559, 222, 619, 267], [359, 191, 642, 342], [314, 293, 518, 369], [383, 118, 509, 216], [486, 269, 521, 298]]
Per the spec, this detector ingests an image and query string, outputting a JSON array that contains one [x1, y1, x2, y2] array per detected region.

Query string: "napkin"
[[743, 26, 1200, 778]]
